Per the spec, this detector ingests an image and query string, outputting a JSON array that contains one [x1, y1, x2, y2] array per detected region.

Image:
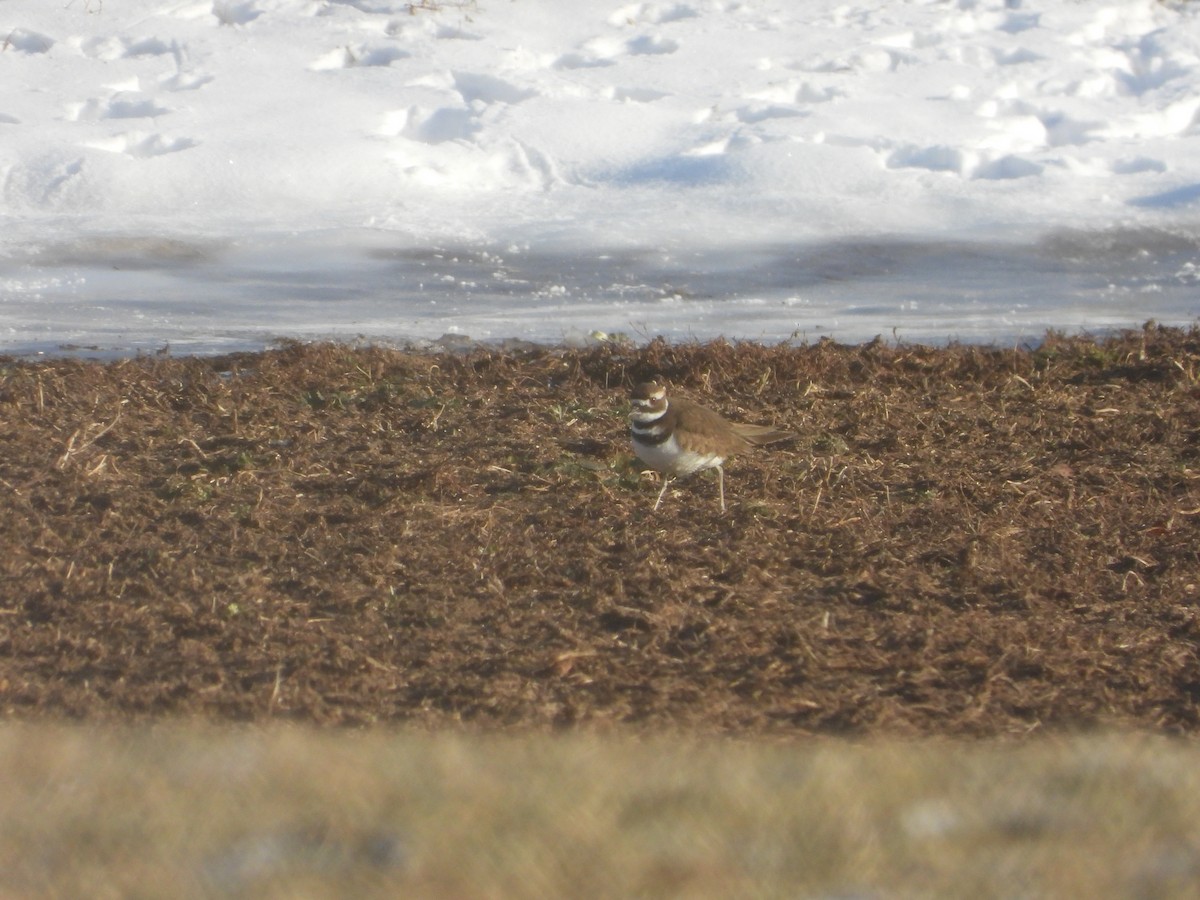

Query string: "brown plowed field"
[[3, 326, 1199, 736]]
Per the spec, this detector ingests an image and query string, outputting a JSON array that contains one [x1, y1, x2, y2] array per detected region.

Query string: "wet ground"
[[3, 227, 1198, 355]]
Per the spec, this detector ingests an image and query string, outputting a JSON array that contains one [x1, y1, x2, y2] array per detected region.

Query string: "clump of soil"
[[2, 326, 1199, 736]]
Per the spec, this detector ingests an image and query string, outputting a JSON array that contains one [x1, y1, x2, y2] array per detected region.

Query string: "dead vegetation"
[[2, 325, 1200, 735], [5, 726, 1200, 899]]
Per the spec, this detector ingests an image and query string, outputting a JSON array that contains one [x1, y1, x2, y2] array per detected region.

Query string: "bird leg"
[[653, 476, 673, 511]]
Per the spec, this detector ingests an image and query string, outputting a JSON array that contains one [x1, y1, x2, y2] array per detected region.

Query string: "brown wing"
[[669, 398, 755, 457]]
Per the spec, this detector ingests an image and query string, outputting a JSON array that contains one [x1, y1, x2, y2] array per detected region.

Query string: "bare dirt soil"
[[3, 326, 1199, 737]]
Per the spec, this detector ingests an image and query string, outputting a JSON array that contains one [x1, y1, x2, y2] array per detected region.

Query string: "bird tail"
[[733, 424, 795, 445]]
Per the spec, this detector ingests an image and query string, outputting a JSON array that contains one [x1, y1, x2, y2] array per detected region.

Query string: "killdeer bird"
[[629, 380, 794, 513]]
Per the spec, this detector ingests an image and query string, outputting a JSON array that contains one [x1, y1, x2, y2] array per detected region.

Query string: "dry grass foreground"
[[2, 326, 1200, 736], [3, 725, 1200, 899]]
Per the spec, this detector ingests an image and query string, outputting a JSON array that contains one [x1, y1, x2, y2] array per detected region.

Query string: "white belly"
[[633, 433, 724, 477]]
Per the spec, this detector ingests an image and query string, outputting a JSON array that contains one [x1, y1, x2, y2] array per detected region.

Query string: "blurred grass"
[[2, 725, 1199, 898]]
